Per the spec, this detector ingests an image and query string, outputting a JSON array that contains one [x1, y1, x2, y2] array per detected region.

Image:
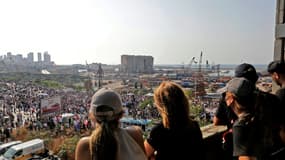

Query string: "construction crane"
[[188, 57, 197, 74], [198, 51, 203, 72], [192, 51, 207, 98], [206, 60, 209, 70]]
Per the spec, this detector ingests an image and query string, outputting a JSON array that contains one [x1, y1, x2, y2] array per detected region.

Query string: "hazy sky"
[[0, 0, 276, 65]]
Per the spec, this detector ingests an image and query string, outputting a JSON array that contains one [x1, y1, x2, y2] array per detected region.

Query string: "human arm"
[[144, 140, 156, 160], [143, 123, 162, 160], [213, 99, 228, 125], [238, 156, 256, 160], [213, 116, 223, 125], [75, 137, 91, 160]]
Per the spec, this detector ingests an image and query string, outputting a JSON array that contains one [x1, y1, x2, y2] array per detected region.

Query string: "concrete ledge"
[[201, 124, 229, 160], [201, 124, 227, 139]]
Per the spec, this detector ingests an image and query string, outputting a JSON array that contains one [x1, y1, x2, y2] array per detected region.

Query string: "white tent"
[[145, 93, 154, 97]]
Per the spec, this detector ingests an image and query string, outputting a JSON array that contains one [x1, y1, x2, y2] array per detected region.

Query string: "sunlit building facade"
[[121, 55, 153, 74]]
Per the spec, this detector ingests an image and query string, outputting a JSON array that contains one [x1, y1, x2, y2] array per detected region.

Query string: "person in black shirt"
[[144, 81, 205, 160], [223, 77, 266, 160], [214, 63, 258, 159]]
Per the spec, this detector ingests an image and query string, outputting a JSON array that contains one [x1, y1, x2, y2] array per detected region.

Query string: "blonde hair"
[[89, 105, 123, 160], [154, 81, 192, 129]]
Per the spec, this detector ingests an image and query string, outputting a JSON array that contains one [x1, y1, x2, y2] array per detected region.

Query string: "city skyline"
[[0, 0, 276, 65]]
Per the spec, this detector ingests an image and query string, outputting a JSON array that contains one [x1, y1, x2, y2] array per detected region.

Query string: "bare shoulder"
[[75, 137, 91, 160], [125, 125, 145, 152], [125, 125, 143, 137], [77, 136, 90, 147]]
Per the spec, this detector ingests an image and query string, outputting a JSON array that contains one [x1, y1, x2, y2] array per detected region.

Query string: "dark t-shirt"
[[276, 88, 285, 104], [276, 88, 285, 122], [255, 90, 283, 151], [146, 121, 205, 160], [233, 113, 264, 159], [255, 90, 282, 126]]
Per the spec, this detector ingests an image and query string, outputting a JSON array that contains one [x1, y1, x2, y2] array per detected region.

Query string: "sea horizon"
[[154, 64, 267, 70]]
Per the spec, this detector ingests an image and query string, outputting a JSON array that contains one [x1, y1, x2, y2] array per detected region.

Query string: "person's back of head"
[[154, 81, 191, 129], [222, 77, 255, 112], [89, 87, 124, 159], [267, 60, 285, 87], [235, 63, 259, 84], [267, 60, 285, 75]]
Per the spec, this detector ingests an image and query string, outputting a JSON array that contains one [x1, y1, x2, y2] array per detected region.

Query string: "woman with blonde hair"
[[75, 87, 147, 160], [144, 81, 205, 160]]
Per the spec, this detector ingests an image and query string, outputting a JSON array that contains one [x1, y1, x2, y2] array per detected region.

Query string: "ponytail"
[[89, 120, 118, 160]]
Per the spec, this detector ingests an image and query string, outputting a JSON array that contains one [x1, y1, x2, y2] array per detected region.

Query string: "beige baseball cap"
[[91, 87, 123, 119]]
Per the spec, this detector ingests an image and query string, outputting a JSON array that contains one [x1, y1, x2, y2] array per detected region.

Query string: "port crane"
[[190, 51, 206, 98], [188, 57, 197, 74]]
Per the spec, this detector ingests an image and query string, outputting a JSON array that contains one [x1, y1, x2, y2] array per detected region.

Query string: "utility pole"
[[96, 63, 104, 89]]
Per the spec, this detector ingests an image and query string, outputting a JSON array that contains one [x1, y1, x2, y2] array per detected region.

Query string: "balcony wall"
[[201, 124, 230, 160]]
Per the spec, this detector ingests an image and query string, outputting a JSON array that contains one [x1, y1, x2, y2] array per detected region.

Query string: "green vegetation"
[[35, 80, 64, 89], [184, 89, 192, 98], [74, 84, 85, 91], [190, 104, 211, 127], [57, 134, 81, 159], [139, 98, 153, 109], [11, 127, 82, 160]]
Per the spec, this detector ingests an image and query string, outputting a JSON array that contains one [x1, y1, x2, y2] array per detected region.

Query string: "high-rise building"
[[43, 51, 51, 63], [38, 52, 42, 62], [7, 52, 12, 58], [27, 52, 34, 63], [15, 54, 23, 64], [121, 55, 154, 73]]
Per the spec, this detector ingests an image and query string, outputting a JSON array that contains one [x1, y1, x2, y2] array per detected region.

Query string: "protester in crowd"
[[75, 87, 146, 160], [144, 81, 205, 160], [223, 77, 267, 160]]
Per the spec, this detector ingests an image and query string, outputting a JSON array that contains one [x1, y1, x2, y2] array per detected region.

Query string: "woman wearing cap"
[[144, 81, 205, 160], [75, 88, 147, 160]]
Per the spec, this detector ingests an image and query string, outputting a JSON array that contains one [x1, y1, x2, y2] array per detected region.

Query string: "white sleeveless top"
[[115, 128, 147, 160]]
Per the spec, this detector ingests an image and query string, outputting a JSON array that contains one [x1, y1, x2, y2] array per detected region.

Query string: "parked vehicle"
[[0, 141, 22, 155], [27, 154, 61, 160], [0, 139, 45, 160]]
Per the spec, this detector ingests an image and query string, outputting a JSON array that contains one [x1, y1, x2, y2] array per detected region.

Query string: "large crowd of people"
[[0, 80, 161, 143], [0, 61, 284, 160]]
